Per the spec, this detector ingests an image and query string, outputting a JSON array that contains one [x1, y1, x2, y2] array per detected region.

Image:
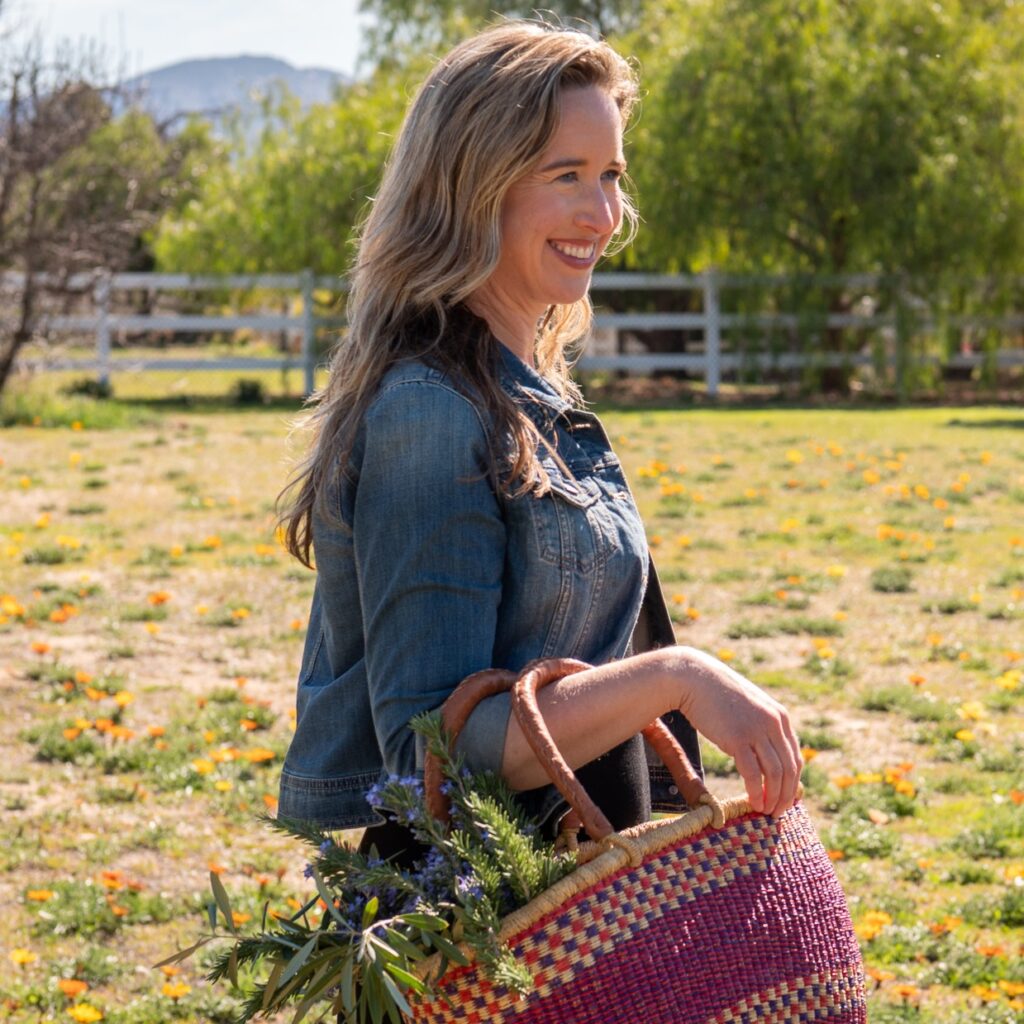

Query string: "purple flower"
[[303, 862, 315, 879], [455, 874, 483, 901], [319, 838, 334, 855]]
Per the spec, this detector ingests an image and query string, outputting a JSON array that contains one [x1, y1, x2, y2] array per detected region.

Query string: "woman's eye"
[[603, 169, 622, 182], [557, 171, 578, 183]]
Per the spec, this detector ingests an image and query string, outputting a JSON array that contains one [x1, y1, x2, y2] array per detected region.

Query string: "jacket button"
[[668, 785, 679, 796]]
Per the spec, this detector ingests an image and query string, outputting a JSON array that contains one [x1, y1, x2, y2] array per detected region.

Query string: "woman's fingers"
[[672, 647, 804, 817], [732, 745, 766, 813]]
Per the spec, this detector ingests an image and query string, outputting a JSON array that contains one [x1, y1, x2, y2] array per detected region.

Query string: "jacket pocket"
[[529, 474, 617, 577]]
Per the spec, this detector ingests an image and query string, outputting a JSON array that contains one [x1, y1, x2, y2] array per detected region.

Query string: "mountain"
[[123, 55, 350, 126]]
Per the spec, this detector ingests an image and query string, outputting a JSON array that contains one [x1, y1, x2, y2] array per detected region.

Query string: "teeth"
[[552, 241, 594, 260]]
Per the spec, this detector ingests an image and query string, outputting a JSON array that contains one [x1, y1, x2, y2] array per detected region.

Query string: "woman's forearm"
[[499, 645, 803, 817], [499, 648, 678, 790]]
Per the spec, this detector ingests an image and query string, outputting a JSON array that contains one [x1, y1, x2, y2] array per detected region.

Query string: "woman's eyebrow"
[[537, 156, 627, 173]]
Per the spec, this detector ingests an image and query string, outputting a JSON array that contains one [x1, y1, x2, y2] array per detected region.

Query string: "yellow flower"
[[214, 780, 234, 792], [191, 759, 215, 774], [202, 535, 222, 549], [161, 981, 192, 1000], [10, 947, 38, 965], [862, 470, 880, 485], [68, 1005, 104, 1022], [241, 747, 276, 763], [26, 889, 54, 901], [113, 691, 134, 707], [826, 564, 848, 578], [716, 648, 736, 663], [954, 729, 975, 743], [785, 449, 804, 464], [957, 701, 986, 721]]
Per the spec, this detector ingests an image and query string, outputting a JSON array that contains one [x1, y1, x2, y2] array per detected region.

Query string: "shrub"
[[871, 566, 914, 593]]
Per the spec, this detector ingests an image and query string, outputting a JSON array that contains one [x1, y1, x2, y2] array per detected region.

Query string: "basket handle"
[[511, 658, 713, 842], [423, 667, 518, 824], [423, 658, 714, 840]]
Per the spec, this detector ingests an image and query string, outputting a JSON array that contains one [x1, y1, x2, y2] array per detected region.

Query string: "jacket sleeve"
[[353, 378, 507, 777]]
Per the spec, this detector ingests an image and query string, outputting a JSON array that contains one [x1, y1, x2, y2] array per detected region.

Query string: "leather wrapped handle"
[[511, 658, 711, 842], [424, 658, 711, 840], [424, 667, 517, 823]]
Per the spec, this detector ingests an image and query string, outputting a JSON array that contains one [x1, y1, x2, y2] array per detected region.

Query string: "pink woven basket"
[[415, 659, 867, 1024]]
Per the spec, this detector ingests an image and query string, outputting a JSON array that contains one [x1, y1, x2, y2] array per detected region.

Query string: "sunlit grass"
[[0, 398, 1021, 1022]]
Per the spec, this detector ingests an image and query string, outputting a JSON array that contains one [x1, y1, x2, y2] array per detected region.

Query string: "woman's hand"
[[668, 646, 803, 817]]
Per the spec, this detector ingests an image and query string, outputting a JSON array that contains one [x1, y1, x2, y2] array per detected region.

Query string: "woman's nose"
[[574, 182, 621, 235]]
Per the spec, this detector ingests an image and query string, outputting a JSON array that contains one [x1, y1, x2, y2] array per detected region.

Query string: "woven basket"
[[416, 659, 867, 1024]]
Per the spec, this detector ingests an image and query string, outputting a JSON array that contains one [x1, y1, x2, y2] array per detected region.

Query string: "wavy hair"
[[280, 20, 639, 567]]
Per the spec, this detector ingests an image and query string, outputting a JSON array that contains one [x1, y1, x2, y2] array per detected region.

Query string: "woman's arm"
[[501, 645, 803, 817]]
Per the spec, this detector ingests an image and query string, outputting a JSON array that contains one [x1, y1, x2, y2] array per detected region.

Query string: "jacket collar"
[[495, 342, 573, 433]]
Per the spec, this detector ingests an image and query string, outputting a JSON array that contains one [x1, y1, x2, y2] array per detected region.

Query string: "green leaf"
[[403, 912, 445, 930], [380, 969, 410, 1024], [362, 895, 379, 930], [340, 956, 355, 1015], [279, 933, 319, 987], [384, 963, 425, 996], [207, 900, 217, 933], [152, 938, 210, 969], [424, 931, 469, 966], [227, 944, 239, 988], [261, 959, 285, 1011], [210, 870, 236, 934]]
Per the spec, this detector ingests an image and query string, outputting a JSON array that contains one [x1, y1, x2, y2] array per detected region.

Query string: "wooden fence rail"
[[5, 270, 1023, 397]]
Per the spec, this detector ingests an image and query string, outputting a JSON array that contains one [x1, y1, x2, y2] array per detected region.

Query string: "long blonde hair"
[[280, 21, 639, 567]]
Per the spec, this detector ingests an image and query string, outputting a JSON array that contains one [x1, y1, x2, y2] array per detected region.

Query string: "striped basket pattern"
[[411, 800, 866, 1024]]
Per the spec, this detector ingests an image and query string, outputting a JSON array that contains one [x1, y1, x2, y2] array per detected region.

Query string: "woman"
[[276, 21, 802, 860]]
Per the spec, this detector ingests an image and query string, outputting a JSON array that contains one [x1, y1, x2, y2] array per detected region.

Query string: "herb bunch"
[[160, 711, 577, 1024]]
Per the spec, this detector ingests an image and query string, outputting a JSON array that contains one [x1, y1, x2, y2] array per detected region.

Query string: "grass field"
[[1, 393, 1023, 1023]]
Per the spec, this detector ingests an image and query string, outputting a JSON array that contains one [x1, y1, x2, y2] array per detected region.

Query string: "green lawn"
[[1, 394, 1022, 1023]]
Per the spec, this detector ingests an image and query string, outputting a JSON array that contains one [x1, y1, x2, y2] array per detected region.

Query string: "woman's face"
[[474, 85, 626, 336]]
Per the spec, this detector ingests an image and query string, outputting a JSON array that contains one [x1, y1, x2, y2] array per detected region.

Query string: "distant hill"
[[123, 55, 350, 127]]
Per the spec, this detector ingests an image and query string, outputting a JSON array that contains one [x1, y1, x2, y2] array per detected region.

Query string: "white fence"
[[7, 269, 1024, 397]]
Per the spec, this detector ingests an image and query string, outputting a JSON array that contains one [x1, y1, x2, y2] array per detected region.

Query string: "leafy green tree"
[[0, 25, 216, 392], [152, 73, 410, 275], [628, 0, 1024, 283], [359, 0, 647, 62]]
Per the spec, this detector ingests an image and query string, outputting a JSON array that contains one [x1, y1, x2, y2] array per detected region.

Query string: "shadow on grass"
[[112, 394, 309, 414], [945, 417, 1024, 430]]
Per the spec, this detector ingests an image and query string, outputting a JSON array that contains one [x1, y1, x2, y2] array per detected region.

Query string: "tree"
[[152, 72, 410, 275], [628, 0, 1024, 282], [0, 30, 216, 392], [358, 0, 647, 62]]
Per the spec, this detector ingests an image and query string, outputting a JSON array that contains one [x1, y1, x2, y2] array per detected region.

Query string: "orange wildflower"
[[57, 979, 89, 998]]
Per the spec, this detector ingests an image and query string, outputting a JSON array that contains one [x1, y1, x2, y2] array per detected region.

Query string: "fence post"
[[300, 268, 316, 397], [94, 275, 111, 389], [703, 269, 721, 398]]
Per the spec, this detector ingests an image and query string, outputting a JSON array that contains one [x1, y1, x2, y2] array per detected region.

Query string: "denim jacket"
[[278, 344, 701, 830]]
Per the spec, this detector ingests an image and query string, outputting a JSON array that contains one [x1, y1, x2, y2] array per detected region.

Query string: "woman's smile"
[[469, 84, 625, 359]]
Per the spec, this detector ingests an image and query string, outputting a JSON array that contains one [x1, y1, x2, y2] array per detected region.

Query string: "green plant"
[[871, 567, 914, 593], [164, 713, 579, 1023]]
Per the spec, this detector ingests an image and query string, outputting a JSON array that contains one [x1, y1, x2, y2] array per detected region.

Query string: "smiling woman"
[[274, 20, 802, 869]]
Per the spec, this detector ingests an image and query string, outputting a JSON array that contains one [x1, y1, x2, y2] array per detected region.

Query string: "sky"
[[7, 0, 369, 77]]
